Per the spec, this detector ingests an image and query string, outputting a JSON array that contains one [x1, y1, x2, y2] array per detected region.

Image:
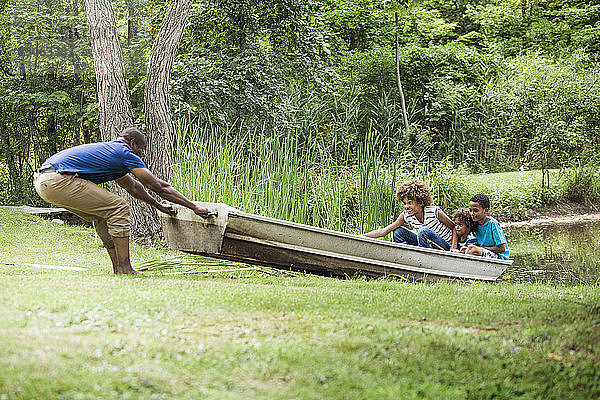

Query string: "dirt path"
[[502, 213, 600, 229], [496, 200, 600, 228]]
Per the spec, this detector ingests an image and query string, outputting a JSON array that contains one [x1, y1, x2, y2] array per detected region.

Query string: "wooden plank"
[[3, 205, 70, 216], [2, 206, 90, 226], [1, 262, 87, 271]]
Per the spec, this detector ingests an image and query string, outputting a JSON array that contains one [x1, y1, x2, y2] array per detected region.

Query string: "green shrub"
[[562, 163, 600, 204]]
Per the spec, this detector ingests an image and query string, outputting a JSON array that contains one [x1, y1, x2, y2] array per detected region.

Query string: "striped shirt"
[[403, 205, 452, 243]]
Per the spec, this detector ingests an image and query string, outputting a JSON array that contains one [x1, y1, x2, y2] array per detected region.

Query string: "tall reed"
[[171, 118, 466, 235]]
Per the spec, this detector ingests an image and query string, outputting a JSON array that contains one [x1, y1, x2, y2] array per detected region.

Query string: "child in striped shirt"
[[364, 180, 455, 250]]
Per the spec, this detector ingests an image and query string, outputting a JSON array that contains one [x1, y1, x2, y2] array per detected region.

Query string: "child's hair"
[[452, 208, 475, 233], [396, 180, 433, 206], [469, 193, 490, 209]]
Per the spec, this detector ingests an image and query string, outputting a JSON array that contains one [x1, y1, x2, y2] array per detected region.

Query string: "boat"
[[160, 202, 512, 281]]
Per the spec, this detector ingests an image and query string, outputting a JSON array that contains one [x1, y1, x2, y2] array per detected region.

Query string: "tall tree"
[[83, 0, 134, 139], [83, 0, 191, 238], [134, 0, 191, 237], [145, 0, 190, 184]]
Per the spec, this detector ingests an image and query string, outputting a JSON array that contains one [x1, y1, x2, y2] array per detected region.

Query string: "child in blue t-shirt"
[[450, 208, 477, 253], [464, 194, 510, 260]]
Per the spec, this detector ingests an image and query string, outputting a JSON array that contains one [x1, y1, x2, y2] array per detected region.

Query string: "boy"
[[364, 180, 455, 250], [464, 194, 510, 260]]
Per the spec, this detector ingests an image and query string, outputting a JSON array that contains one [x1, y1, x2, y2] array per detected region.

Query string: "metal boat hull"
[[160, 202, 511, 281]]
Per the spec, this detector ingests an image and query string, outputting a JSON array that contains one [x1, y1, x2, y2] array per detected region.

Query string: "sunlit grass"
[[1, 209, 599, 399]]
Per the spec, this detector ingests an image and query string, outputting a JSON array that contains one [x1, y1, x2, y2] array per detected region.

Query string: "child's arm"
[[481, 243, 506, 254], [450, 238, 460, 252], [465, 243, 506, 255], [364, 214, 405, 238], [436, 209, 457, 249], [437, 209, 455, 231], [450, 231, 459, 251]]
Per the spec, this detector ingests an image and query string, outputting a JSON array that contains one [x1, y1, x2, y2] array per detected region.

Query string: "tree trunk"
[[84, 0, 191, 240], [135, 0, 192, 238], [83, 0, 134, 139], [145, 0, 190, 182], [395, 12, 410, 135], [70, 0, 83, 146], [84, 0, 144, 238]]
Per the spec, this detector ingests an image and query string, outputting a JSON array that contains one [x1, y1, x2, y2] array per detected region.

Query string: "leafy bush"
[[562, 163, 600, 204], [483, 54, 600, 171]]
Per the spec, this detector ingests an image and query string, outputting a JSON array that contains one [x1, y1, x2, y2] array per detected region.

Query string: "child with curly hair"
[[364, 180, 455, 250], [450, 208, 477, 253]]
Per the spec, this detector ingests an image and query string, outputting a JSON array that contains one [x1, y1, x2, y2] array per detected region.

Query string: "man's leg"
[[393, 226, 418, 246], [93, 220, 118, 273], [112, 236, 137, 274], [49, 207, 120, 273], [92, 214, 134, 274], [34, 173, 133, 274], [417, 228, 450, 250]]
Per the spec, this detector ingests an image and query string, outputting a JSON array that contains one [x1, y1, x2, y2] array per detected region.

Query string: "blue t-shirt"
[[42, 140, 146, 184], [474, 216, 510, 260]]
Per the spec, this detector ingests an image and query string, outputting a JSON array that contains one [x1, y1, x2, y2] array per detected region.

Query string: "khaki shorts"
[[33, 172, 130, 238]]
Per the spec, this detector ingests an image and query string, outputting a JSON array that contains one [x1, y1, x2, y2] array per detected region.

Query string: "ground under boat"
[[160, 202, 512, 281]]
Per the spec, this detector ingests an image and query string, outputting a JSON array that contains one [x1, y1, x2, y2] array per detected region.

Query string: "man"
[[33, 127, 209, 274]]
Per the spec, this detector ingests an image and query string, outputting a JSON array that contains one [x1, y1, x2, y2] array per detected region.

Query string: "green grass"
[[467, 169, 565, 219], [1, 208, 599, 399]]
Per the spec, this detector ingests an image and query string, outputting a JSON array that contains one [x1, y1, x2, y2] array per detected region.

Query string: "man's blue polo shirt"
[[42, 140, 146, 184]]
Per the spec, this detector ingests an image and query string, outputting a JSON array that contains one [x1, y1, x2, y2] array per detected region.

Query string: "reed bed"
[[172, 120, 411, 234], [171, 118, 595, 234]]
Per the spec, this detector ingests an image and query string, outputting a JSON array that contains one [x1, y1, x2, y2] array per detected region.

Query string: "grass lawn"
[[468, 170, 561, 191], [0, 208, 599, 399]]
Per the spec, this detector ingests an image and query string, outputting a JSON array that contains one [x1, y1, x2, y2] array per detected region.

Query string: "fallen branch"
[[163, 267, 260, 275], [0, 262, 87, 271]]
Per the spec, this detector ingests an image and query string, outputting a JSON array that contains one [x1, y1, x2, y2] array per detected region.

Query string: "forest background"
[[1, 0, 600, 235]]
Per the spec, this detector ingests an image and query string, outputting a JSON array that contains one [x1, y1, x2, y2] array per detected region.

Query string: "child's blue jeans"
[[393, 227, 450, 251], [392, 226, 418, 246]]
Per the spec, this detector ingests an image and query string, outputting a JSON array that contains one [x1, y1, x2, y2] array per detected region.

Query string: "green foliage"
[[2, 0, 600, 214], [562, 162, 600, 204], [172, 118, 600, 232], [484, 54, 600, 170], [172, 119, 405, 233], [467, 1, 600, 57], [172, 0, 328, 129], [0, 0, 99, 204]]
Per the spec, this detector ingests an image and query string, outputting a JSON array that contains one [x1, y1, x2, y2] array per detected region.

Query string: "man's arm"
[[115, 169, 208, 217]]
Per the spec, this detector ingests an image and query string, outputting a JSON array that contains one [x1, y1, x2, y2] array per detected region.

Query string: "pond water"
[[504, 220, 600, 285]]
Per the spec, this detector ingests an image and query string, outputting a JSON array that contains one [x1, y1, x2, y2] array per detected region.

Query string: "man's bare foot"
[[115, 266, 139, 275]]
